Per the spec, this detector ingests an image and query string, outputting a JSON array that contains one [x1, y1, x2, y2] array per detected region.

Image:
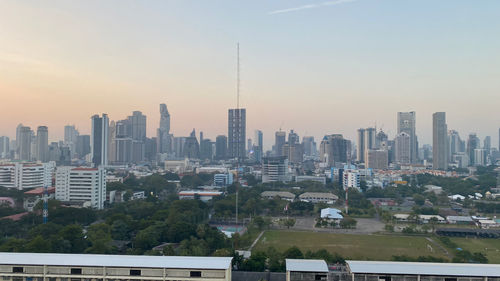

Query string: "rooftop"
[[0, 253, 232, 270], [285, 259, 328, 273], [346, 260, 500, 277]]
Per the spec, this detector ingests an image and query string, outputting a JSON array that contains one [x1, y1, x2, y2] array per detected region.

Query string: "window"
[[379, 277, 391, 281], [70, 268, 82, 275], [130, 270, 141, 276], [12, 267, 24, 273], [315, 275, 327, 281], [190, 271, 202, 277], [445, 279, 457, 281]]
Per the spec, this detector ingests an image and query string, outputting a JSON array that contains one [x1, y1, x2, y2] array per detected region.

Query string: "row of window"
[[9, 268, 202, 278]]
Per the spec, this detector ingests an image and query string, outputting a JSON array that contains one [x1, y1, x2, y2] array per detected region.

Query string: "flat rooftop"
[[347, 260, 500, 277], [0, 253, 232, 270]]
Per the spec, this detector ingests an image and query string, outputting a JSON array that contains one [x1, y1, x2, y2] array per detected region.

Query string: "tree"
[[340, 217, 357, 229], [283, 218, 296, 229], [283, 246, 303, 259], [59, 224, 87, 253], [85, 223, 113, 254]]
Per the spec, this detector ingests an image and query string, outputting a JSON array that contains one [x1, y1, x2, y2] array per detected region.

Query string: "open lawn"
[[254, 230, 449, 261], [451, 237, 500, 264]]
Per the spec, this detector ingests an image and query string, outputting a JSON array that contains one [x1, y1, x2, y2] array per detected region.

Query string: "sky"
[[1, 0, 500, 150]]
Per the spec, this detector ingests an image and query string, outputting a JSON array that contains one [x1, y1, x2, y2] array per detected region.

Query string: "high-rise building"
[[36, 126, 49, 163], [432, 112, 448, 170], [91, 114, 109, 167], [395, 132, 411, 164], [215, 135, 228, 160], [319, 134, 350, 167], [0, 136, 10, 159], [356, 128, 365, 163], [173, 137, 186, 158], [474, 149, 487, 166], [200, 139, 213, 161], [448, 130, 462, 162], [274, 131, 286, 157], [0, 162, 53, 190], [64, 125, 79, 157], [183, 129, 200, 159], [484, 136, 491, 152], [283, 130, 303, 164], [55, 166, 106, 209], [302, 136, 317, 157], [363, 128, 376, 161], [253, 130, 264, 162], [157, 103, 171, 154], [366, 149, 389, 170], [18, 126, 32, 161], [262, 156, 291, 183], [397, 112, 417, 163], [375, 130, 388, 149], [228, 108, 246, 161], [76, 135, 91, 159], [467, 133, 480, 166]]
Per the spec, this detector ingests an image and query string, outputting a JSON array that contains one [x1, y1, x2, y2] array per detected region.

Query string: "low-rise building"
[[446, 215, 474, 225], [286, 259, 328, 281], [178, 190, 223, 202], [0, 252, 232, 281], [298, 192, 338, 204], [320, 208, 343, 221], [23, 187, 55, 211], [214, 173, 233, 187], [261, 191, 295, 201], [295, 176, 326, 185]]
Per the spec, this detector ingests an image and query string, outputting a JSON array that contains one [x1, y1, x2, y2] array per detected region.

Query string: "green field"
[[254, 230, 449, 261], [450, 237, 500, 263]]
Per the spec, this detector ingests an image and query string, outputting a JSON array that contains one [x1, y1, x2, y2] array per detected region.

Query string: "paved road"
[[273, 216, 385, 234]]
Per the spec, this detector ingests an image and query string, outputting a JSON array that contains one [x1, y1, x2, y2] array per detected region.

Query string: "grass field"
[[450, 237, 500, 263], [254, 230, 449, 261]]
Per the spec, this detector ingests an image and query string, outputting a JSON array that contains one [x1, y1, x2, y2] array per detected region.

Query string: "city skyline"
[[1, 1, 500, 147]]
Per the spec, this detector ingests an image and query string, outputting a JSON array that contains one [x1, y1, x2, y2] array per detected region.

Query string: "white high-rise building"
[[395, 132, 411, 164], [55, 166, 106, 209], [343, 170, 360, 191], [262, 156, 291, 183], [0, 162, 54, 190], [397, 112, 417, 163]]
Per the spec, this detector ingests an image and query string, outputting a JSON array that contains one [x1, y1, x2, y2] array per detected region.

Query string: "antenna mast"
[[235, 42, 240, 225], [237, 42, 240, 110]]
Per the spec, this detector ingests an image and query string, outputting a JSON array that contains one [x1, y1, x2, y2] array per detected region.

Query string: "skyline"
[[1, 0, 500, 147]]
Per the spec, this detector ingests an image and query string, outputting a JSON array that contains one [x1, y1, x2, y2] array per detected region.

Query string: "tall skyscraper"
[[356, 128, 365, 163], [64, 125, 79, 157], [128, 111, 147, 162], [157, 103, 171, 154], [91, 114, 109, 167], [432, 112, 448, 170], [254, 130, 263, 162], [0, 136, 10, 159], [36, 126, 49, 163], [319, 134, 350, 167], [484, 136, 491, 152], [76, 135, 91, 159], [215, 135, 228, 160], [302, 136, 316, 157], [274, 131, 286, 157], [395, 132, 411, 164], [228, 108, 246, 161], [183, 129, 200, 159], [467, 133, 480, 166], [18, 126, 32, 161], [397, 112, 417, 163]]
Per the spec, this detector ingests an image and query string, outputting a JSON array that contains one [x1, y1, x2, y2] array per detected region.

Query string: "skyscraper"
[[64, 125, 79, 157], [254, 130, 263, 162], [18, 126, 32, 161], [215, 135, 228, 160], [319, 134, 350, 167], [397, 112, 417, 163], [91, 114, 109, 167], [128, 111, 147, 162], [36, 126, 49, 163], [183, 129, 200, 159], [76, 135, 91, 159], [0, 136, 9, 159], [432, 112, 448, 170], [467, 133, 480, 166], [302, 136, 316, 157], [395, 132, 411, 164], [157, 103, 171, 154], [484, 136, 491, 152], [228, 108, 246, 161], [356, 128, 365, 163], [274, 131, 286, 157]]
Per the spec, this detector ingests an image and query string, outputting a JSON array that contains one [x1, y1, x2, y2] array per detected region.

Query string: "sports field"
[[450, 237, 500, 263], [254, 230, 449, 261]]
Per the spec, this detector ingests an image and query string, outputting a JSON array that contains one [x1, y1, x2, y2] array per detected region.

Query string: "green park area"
[[254, 230, 449, 261], [450, 237, 500, 263]]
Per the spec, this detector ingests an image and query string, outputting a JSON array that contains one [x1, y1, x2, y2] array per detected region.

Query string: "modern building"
[[356, 128, 365, 163], [215, 135, 228, 160], [0, 162, 53, 190], [319, 134, 350, 167], [0, 253, 232, 281], [183, 129, 200, 159], [254, 130, 264, 162], [55, 166, 106, 209], [0, 136, 10, 158], [91, 114, 109, 167], [157, 103, 171, 154], [397, 111, 417, 163], [274, 131, 286, 157], [366, 149, 388, 170], [395, 132, 411, 164], [343, 170, 360, 190], [302, 136, 317, 157], [474, 148, 487, 166], [17, 126, 32, 161], [76, 135, 90, 159], [467, 133, 480, 166], [64, 125, 79, 157], [283, 130, 304, 164], [432, 112, 448, 170], [36, 126, 49, 162], [214, 173, 233, 187], [448, 130, 463, 162], [228, 108, 246, 161], [262, 156, 291, 183]]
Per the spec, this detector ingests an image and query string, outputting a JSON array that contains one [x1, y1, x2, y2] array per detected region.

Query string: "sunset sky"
[[1, 0, 500, 149]]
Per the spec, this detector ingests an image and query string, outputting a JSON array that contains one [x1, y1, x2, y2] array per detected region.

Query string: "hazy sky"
[[1, 0, 500, 149]]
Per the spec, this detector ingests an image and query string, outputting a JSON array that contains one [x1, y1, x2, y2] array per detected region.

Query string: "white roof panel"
[[347, 260, 500, 277], [0, 253, 232, 270], [286, 259, 328, 272]]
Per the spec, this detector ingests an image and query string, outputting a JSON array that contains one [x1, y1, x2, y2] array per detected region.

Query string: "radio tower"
[[235, 42, 240, 225], [43, 185, 48, 224]]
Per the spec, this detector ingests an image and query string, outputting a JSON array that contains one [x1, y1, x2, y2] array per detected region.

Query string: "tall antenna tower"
[[237, 42, 240, 110]]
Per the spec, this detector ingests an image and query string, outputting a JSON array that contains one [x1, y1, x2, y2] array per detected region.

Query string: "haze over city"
[[1, 0, 500, 147]]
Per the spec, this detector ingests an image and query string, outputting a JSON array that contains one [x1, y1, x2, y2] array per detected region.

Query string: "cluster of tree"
[[107, 173, 177, 201], [438, 237, 489, 263], [392, 255, 447, 263], [234, 246, 344, 272]]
